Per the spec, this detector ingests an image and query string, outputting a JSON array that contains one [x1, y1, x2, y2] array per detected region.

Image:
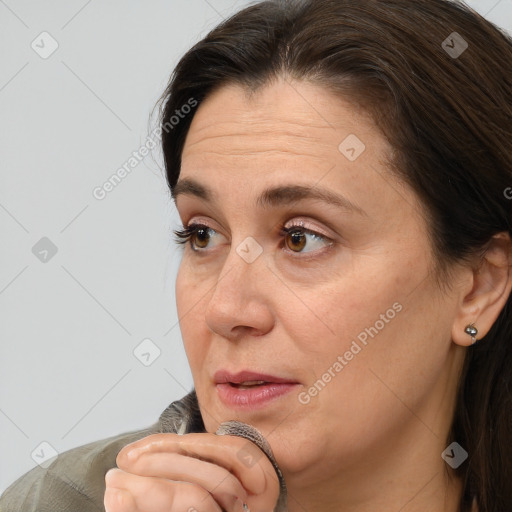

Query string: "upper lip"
[[214, 369, 299, 384]]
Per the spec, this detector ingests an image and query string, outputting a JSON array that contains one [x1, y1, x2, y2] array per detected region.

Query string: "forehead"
[[181, 78, 383, 166]]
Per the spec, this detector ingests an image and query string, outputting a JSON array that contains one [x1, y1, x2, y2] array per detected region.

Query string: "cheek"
[[175, 264, 209, 367], [310, 278, 454, 419], [288, 251, 449, 402], [175, 259, 209, 322], [284, 258, 406, 358], [175, 265, 187, 319]]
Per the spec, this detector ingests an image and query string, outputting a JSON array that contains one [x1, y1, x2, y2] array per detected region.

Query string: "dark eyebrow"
[[172, 177, 367, 216]]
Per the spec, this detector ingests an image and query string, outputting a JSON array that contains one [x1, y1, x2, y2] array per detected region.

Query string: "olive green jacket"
[[0, 391, 205, 512]]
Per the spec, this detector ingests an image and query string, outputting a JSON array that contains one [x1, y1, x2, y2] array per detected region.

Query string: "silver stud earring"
[[464, 324, 478, 345]]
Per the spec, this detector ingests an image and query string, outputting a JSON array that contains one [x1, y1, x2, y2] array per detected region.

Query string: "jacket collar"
[[158, 389, 206, 434]]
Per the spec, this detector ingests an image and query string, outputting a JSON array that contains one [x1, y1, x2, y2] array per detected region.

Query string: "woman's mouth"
[[214, 370, 300, 410]]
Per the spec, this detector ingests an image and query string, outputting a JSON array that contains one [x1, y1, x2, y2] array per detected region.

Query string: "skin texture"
[[105, 77, 512, 512]]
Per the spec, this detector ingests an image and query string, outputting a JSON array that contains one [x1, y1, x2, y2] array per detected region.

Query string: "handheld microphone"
[[216, 420, 287, 512]]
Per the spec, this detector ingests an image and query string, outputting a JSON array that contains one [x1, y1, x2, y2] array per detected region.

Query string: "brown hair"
[[156, 1, 512, 510]]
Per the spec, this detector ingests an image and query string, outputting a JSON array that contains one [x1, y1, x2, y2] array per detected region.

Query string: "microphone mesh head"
[[216, 420, 287, 512]]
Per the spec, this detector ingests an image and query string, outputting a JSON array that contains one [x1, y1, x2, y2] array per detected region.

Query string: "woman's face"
[[174, 78, 466, 485]]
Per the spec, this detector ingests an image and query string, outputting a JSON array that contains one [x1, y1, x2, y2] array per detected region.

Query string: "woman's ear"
[[452, 232, 512, 347]]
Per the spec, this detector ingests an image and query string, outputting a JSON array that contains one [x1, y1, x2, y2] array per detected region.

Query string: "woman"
[[1, 0, 511, 511]]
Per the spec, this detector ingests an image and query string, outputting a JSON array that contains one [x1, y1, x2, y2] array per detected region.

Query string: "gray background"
[[1, 0, 511, 494]]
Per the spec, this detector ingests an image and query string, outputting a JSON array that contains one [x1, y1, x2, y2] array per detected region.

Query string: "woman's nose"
[[204, 239, 274, 341]]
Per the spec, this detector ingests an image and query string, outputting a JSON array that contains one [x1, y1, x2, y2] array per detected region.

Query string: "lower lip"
[[216, 382, 299, 410]]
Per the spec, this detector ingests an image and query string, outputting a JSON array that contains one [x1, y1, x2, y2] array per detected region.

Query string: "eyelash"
[[172, 222, 333, 257]]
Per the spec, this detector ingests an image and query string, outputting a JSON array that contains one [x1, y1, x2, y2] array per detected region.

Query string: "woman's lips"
[[216, 382, 299, 409], [213, 369, 300, 410]]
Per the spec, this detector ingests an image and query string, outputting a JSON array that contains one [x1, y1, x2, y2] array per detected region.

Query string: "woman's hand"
[[104, 432, 280, 512]]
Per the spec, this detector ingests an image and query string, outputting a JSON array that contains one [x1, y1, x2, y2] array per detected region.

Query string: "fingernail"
[[105, 468, 115, 482]]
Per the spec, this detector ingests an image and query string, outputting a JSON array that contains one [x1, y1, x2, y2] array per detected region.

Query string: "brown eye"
[[281, 224, 333, 255], [173, 224, 220, 252], [285, 230, 307, 252], [193, 227, 210, 249]]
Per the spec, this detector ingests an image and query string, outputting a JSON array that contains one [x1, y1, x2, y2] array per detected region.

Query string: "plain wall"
[[1, 0, 511, 494]]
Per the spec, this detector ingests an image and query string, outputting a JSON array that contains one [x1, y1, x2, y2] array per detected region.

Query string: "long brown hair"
[[156, 1, 512, 510]]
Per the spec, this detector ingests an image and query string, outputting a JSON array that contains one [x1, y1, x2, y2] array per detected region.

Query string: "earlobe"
[[451, 232, 512, 347]]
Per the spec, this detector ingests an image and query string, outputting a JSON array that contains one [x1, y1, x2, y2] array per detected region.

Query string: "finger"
[[105, 468, 228, 512], [117, 451, 248, 505], [118, 433, 274, 496], [104, 487, 137, 512]]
